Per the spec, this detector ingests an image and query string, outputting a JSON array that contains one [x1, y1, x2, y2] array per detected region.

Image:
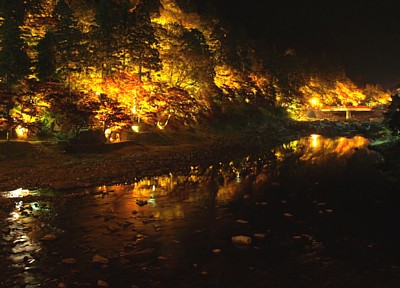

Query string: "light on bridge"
[[310, 98, 319, 107]]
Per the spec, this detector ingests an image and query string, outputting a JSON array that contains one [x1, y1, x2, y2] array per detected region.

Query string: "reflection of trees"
[[274, 135, 369, 164], [274, 135, 368, 171]]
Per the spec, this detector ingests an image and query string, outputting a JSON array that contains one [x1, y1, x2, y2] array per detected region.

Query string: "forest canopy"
[[0, 0, 392, 141]]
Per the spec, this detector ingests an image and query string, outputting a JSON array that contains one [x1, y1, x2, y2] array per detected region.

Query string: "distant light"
[[310, 98, 319, 107], [15, 125, 28, 139], [311, 134, 320, 148], [104, 128, 112, 138], [105, 127, 121, 142], [4, 188, 30, 198], [156, 123, 164, 130], [131, 125, 140, 133], [236, 172, 241, 183]]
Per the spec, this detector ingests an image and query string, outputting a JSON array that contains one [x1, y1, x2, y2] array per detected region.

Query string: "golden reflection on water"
[[1, 194, 47, 287], [216, 180, 242, 203], [2, 188, 32, 198], [274, 134, 370, 163], [94, 175, 190, 221], [311, 134, 320, 148]]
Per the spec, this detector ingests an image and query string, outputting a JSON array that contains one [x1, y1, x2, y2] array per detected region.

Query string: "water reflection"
[[127, 135, 375, 205], [1, 134, 388, 287], [274, 134, 370, 162], [267, 134, 379, 190], [0, 193, 52, 287], [1, 188, 32, 198]]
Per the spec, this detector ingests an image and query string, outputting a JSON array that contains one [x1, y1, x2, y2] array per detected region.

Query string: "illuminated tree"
[[82, 71, 153, 125], [94, 94, 132, 135], [52, 0, 84, 85], [91, 0, 119, 77], [362, 84, 391, 106], [209, 24, 262, 103], [155, 86, 202, 128], [181, 28, 215, 88], [0, 86, 15, 137], [43, 87, 97, 138], [154, 22, 185, 86], [118, 0, 161, 77], [265, 51, 307, 110]]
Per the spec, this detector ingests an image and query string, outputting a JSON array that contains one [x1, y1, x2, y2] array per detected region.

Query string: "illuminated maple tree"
[[0, 0, 394, 140]]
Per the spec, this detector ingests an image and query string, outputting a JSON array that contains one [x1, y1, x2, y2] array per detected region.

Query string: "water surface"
[[1, 134, 399, 288]]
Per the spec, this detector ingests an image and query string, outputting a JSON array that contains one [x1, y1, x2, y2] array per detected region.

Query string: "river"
[[1, 134, 400, 288]]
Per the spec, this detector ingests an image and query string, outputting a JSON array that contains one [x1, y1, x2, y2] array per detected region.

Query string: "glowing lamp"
[[310, 98, 319, 107], [131, 125, 140, 133], [104, 128, 112, 139], [310, 134, 319, 148], [15, 125, 29, 139], [156, 123, 165, 130]]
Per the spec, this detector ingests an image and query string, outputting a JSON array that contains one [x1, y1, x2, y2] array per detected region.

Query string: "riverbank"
[[369, 135, 400, 185], [0, 118, 389, 192]]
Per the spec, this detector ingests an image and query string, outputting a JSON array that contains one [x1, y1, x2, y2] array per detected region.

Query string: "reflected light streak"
[[217, 180, 243, 203], [4, 198, 44, 286], [310, 134, 320, 148], [3, 188, 31, 198], [274, 135, 371, 164]]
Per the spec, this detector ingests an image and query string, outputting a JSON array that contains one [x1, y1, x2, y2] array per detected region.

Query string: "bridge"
[[317, 106, 375, 119]]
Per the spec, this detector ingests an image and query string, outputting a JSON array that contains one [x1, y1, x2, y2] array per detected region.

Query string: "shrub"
[[384, 94, 400, 135]]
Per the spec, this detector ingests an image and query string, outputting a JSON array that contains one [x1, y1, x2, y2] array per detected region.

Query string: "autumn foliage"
[[0, 0, 393, 140]]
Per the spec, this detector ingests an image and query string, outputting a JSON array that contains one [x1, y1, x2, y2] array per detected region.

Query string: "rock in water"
[[92, 254, 110, 265], [135, 199, 148, 206], [231, 235, 252, 246], [40, 233, 57, 241], [61, 258, 77, 264], [97, 280, 109, 287]]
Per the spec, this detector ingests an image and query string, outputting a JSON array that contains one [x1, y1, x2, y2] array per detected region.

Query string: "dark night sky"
[[198, 0, 400, 88]]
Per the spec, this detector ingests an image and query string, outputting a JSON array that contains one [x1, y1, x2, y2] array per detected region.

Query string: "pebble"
[[40, 233, 57, 241], [283, 213, 293, 218], [61, 258, 77, 264], [232, 235, 252, 246], [92, 254, 110, 265], [236, 219, 249, 224], [97, 280, 109, 287]]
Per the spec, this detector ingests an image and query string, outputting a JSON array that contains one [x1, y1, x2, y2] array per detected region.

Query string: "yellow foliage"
[[334, 81, 365, 106], [152, 0, 202, 30], [214, 65, 242, 93], [299, 77, 388, 108]]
